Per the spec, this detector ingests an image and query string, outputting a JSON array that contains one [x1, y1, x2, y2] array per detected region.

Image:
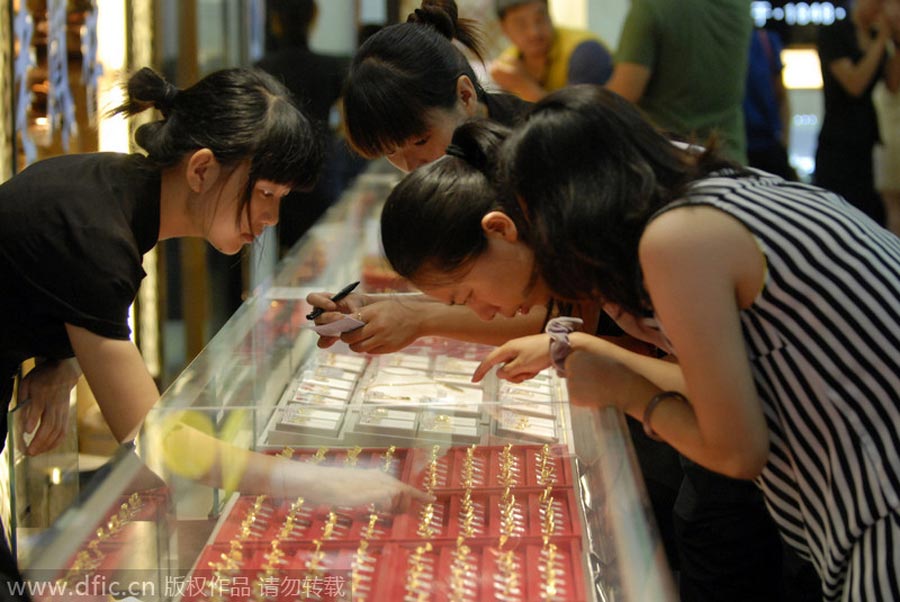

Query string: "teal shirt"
[[616, 0, 752, 163]]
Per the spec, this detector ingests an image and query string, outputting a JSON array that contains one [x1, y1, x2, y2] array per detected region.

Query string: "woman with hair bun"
[[1, 66, 323, 457], [0, 66, 425, 589], [308, 0, 548, 356], [342, 0, 529, 172]]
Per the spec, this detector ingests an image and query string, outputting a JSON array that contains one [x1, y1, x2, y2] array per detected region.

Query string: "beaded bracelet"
[[643, 390, 689, 441]]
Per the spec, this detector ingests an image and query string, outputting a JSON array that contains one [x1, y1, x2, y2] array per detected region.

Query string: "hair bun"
[[408, 0, 457, 40], [125, 67, 180, 117], [158, 82, 180, 115], [446, 118, 509, 175]]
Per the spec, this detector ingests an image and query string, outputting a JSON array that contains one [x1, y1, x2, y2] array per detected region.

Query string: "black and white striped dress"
[[658, 170, 900, 601]]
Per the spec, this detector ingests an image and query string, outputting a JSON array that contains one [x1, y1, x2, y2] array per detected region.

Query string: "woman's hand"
[[17, 358, 82, 455], [282, 464, 433, 513], [306, 291, 370, 315], [472, 334, 552, 383], [563, 333, 649, 415], [306, 291, 371, 348], [339, 299, 429, 354]]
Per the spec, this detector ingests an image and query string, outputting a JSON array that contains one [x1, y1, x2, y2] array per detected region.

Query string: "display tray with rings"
[[262, 339, 569, 449], [181, 443, 588, 602]]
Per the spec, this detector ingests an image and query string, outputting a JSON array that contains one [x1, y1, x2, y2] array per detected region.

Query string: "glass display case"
[[17, 166, 676, 602]]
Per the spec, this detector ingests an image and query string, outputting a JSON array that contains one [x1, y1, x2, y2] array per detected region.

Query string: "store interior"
[[0, 1, 861, 600]]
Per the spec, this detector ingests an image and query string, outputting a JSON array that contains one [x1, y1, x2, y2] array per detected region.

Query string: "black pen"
[[306, 280, 361, 320]]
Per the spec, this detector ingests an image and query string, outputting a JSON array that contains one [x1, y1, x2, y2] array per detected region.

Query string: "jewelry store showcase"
[[13, 168, 675, 601]]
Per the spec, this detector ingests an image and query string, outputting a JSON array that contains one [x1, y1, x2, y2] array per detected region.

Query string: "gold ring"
[[357, 312, 364, 322]]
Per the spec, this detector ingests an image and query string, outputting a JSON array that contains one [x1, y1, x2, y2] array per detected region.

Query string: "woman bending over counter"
[[378, 86, 900, 601]]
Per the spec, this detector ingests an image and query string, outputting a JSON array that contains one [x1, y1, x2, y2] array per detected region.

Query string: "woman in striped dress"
[[380, 85, 900, 600], [506, 86, 900, 601]]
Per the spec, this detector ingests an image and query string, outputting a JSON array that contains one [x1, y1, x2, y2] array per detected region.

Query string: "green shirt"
[[616, 0, 752, 163]]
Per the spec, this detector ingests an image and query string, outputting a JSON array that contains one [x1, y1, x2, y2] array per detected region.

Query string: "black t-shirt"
[[255, 46, 350, 128], [0, 153, 161, 378], [817, 19, 885, 148], [255, 47, 353, 250], [484, 92, 532, 127]]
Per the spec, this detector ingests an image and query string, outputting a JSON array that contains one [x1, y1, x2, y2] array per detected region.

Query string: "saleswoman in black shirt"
[[0, 66, 323, 456], [0, 67, 426, 584]]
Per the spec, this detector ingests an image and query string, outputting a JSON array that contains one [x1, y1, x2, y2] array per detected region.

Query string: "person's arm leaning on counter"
[[308, 291, 547, 354], [69, 323, 430, 511]]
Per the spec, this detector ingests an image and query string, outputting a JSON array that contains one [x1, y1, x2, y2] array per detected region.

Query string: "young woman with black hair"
[[307, 0, 553, 357], [381, 86, 900, 600], [0, 67, 426, 589], [2, 66, 324, 457], [342, 0, 528, 172]]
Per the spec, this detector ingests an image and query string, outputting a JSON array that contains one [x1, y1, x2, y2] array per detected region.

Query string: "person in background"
[[872, 0, 900, 236], [255, 0, 353, 254], [0, 66, 425, 593], [606, 0, 752, 164], [381, 87, 900, 601], [744, 27, 798, 180], [489, 0, 613, 101], [815, 0, 900, 226]]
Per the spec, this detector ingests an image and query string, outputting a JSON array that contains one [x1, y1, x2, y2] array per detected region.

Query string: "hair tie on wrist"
[[643, 390, 689, 441], [545, 316, 584, 377]]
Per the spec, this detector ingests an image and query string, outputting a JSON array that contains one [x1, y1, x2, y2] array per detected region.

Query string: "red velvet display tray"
[[182, 538, 587, 602], [187, 445, 587, 601]]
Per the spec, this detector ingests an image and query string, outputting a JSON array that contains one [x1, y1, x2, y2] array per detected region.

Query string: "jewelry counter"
[[18, 169, 676, 602]]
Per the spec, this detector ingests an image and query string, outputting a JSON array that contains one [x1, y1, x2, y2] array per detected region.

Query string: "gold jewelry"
[[345, 445, 363, 466], [381, 445, 397, 473], [310, 447, 329, 464]]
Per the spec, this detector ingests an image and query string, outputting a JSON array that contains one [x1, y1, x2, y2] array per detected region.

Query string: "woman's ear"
[[457, 75, 482, 117], [481, 211, 519, 242], [185, 148, 220, 194]]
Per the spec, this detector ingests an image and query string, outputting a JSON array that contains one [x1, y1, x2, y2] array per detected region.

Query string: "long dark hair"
[[113, 67, 323, 225], [500, 85, 738, 316], [381, 119, 511, 285], [342, 0, 487, 159]]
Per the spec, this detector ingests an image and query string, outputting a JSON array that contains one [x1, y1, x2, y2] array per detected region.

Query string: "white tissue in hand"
[[314, 316, 366, 337]]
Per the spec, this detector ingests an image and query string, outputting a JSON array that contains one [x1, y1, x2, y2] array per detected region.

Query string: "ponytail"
[[112, 67, 180, 119]]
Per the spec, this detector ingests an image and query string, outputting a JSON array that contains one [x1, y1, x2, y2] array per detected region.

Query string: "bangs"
[[342, 67, 431, 159], [341, 21, 472, 159], [250, 96, 324, 192]]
